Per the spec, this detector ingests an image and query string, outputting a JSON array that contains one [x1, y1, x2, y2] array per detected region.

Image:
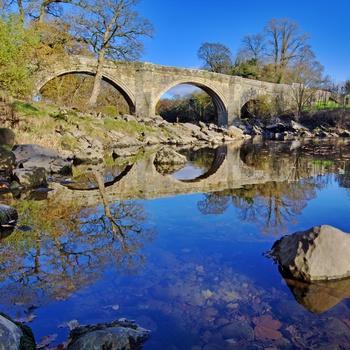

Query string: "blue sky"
[[138, 0, 349, 86]]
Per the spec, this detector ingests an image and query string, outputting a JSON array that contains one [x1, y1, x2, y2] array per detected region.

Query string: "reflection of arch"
[[155, 79, 228, 125], [180, 152, 226, 183], [37, 69, 136, 115], [64, 164, 134, 191]]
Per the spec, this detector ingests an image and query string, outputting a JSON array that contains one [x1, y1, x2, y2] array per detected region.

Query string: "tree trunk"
[[88, 48, 106, 108]]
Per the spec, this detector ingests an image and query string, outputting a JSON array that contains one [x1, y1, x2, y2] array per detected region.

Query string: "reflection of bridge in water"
[[51, 142, 298, 205]]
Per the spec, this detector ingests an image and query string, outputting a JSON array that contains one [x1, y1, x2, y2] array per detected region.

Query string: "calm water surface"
[[1, 138, 350, 349]]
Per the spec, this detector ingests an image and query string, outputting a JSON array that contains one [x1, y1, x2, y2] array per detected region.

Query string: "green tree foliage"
[[233, 58, 261, 80], [0, 14, 39, 97], [0, 0, 153, 109], [157, 90, 216, 124], [197, 42, 233, 74]]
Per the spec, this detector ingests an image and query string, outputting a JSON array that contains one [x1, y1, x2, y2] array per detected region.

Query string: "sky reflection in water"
[[1, 139, 350, 349]]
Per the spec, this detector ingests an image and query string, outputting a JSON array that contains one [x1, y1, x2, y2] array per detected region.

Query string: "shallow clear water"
[[1, 139, 350, 349]]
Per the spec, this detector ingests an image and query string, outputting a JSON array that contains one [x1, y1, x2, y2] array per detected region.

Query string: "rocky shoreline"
[[2, 110, 350, 191]]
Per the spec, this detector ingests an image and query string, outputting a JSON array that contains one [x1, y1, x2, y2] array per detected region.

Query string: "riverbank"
[[4, 100, 350, 161]]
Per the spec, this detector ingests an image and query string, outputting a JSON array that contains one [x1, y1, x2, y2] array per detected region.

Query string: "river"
[[0, 137, 350, 349]]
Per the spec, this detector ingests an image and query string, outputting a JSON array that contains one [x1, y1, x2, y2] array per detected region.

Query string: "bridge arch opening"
[[240, 96, 272, 121], [155, 82, 228, 126], [38, 72, 136, 116]]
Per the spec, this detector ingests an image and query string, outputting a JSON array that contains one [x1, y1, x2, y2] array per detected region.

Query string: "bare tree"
[[70, 0, 154, 108], [237, 33, 266, 62], [0, 0, 25, 19], [264, 18, 310, 83], [289, 46, 324, 117], [197, 42, 233, 74], [0, 0, 75, 22]]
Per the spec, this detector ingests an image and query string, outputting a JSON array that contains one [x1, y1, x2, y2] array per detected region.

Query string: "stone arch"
[[238, 87, 275, 119], [154, 79, 229, 126], [36, 68, 136, 115]]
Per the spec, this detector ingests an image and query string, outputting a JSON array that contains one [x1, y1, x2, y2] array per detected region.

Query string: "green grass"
[[313, 100, 350, 110], [103, 118, 156, 135], [312, 160, 334, 166]]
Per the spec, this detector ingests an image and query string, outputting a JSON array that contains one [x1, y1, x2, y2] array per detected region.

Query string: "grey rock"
[[67, 319, 150, 350], [199, 121, 206, 129], [122, 114, 138, 122], [13, 167, 47, 188], [225, 125, 244, 139], [182, 123, 201, 134], [291, 120, 310, 133], [265, 225, 350, 281], [0, 128, 16, 148], [0, 314, 35, 350], [0, 204, 18, 225], [12, 144, 72, 175], [0, 315, 23, 350]]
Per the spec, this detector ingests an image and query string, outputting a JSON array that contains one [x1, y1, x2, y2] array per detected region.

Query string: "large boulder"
[[0, 314, 35, 350], [67, 319, 150, 350], [13, 167, 47, 188], [265, 225, 350, 282], [12, 144, 72, 175]]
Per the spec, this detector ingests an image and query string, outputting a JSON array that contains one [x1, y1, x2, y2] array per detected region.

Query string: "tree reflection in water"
[[0, 176, 157, 306], [197, 139, 341, 236]]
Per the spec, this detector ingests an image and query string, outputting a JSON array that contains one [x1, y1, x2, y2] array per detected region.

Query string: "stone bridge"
[[35, 56, 296, 126]]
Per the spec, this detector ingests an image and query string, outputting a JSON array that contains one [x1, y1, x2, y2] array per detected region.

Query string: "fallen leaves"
[[201, 289, 213, 299], [253, 314, 282, 341], [36, 334, 58, 349], [15, 313, 37, 323]]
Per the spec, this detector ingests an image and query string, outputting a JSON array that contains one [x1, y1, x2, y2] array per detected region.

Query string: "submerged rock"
[[67, 319, 150, 350], [265, 225, 350, 282]]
